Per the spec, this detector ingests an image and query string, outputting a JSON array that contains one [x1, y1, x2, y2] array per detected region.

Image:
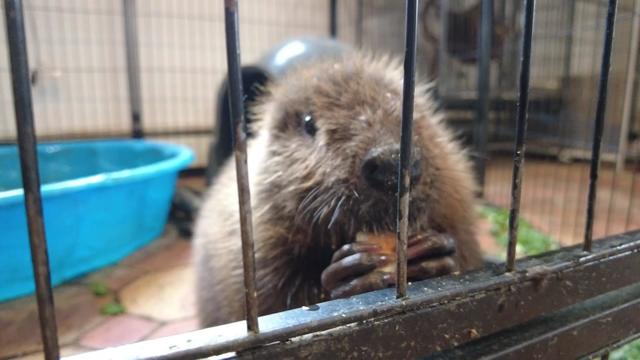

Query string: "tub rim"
[[0, 138, 194, 205]]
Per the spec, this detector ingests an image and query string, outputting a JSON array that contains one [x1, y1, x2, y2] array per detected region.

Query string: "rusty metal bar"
[[223, 0, 259, 333], [64, 231, 640, 360], [123, 0, 143, 138], [614, 0, 640, 173], [561, 0, 576, 87], [431, 282, 640, 360], [506, 0, 535, 271], [329, 0, 337, 38], [3, 0, 60, 359], [355, 0, 363, 46], [584, 0, 618, 252], [626, 167, 638, 231], [474, 0, 493, 194], [396, 0, 419, 299]]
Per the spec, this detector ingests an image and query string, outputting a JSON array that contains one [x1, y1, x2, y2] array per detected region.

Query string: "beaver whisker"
[[299, 186, 322, 209], [327, 195, 347, 230], [312, 191, 337, 227], [302, 188, 332, 223], [294, 186, 323, 225], [286, 274, 303, 309]]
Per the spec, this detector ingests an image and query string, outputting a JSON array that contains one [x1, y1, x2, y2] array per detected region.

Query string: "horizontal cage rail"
[[65, 230, 640, 360], [431, 282, 640, 359]]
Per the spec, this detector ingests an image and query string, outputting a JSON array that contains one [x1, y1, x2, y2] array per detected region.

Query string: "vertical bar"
[[223, 0, 259, 333], [329, 0, 337, 38], [562, 0, 576, 88], [615, 0, 640, 172], [553, 0, 575, 240], [123, 0, 143, 138], [625, 162, 638, 230], [506, 0, 535, 272], [438, 0, 448, 92], [606, 1, 640, 235], [624, 66, 640, 232], [3, 0, 60, 359], [475, 0, 493, 195], [356, 0, 364, 46], [396, 0, 419, 299], [583, 0, 618, 252]]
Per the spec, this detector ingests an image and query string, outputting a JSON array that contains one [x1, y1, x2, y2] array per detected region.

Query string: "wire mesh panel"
[[482, 0, 640, 249]]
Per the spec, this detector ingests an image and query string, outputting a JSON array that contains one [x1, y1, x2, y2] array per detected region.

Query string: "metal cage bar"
[[614, 0, 639, 174], [329, 0, 337, 38], [506, 0, 535, 271], [123, 0, 144, 139], [223, 0, 260, 333], [64, 230, 640, 360], [475, 0, 493, 194], [432, 282, 640, 360], [5, 0, 639, 359], [396, 0, 419, 299], [3, 0, 60, 358], [584, 0, 618, 252]]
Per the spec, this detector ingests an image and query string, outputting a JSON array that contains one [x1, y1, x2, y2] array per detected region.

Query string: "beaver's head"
[[251, 55, 474, 247]]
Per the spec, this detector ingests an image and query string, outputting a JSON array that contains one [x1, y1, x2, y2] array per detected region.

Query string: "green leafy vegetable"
[[101, 301, 126, 316], [610, 339, 640, 360], [478, 205, 559, 257], [89, 281, 110, 297]]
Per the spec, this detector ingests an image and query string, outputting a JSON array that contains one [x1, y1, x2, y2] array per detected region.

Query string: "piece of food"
[[356, 232, 396, 273]]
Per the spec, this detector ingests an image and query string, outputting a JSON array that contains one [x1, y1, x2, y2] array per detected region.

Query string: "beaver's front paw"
[[320, 242, 394, 299], [407, 232, 458, 281], [320, 232, 458, 299]]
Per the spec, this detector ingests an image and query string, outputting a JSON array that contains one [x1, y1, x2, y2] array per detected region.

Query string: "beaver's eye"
[[303, 113, 316, 136]]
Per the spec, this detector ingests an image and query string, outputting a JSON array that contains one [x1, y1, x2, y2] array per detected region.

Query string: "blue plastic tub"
[[0, 139, 193, 302]]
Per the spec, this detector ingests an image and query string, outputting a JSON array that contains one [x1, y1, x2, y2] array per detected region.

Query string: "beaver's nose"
[[361, 145, 422, 194]]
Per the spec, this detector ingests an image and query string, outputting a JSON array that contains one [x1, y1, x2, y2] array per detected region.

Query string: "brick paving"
[[1, 227, 198, 359]]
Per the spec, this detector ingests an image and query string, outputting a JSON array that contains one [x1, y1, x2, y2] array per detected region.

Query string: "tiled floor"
[[0, 227, 199, 360]]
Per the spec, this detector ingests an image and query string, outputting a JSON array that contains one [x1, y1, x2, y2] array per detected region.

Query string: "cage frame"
[[2, 0, 639, 359]]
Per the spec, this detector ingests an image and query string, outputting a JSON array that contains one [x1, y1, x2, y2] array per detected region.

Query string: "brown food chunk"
[[356, 232, 396, 273]]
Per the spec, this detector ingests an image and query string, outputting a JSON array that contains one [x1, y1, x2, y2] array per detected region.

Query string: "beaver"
[[193, 53, 483, 327]]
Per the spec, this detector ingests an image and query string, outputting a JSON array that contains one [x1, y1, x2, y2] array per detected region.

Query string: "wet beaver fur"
[[194, 53, 482, 327]]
